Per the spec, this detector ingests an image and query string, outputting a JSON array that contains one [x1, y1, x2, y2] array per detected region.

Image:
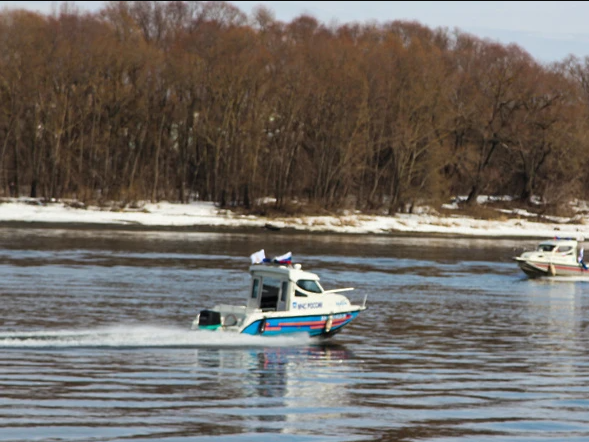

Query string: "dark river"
[[1, 228, 589, 442]]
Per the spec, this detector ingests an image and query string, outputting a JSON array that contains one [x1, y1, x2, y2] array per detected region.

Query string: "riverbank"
[[0, 197, 587, 239]]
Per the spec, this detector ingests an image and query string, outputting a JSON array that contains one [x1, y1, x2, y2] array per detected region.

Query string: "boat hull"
[[516, 258, 588, 278], [241, 310, 361, 338]]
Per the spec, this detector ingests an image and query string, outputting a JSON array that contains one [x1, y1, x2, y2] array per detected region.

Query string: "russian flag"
[[273, 251, 292, 264]]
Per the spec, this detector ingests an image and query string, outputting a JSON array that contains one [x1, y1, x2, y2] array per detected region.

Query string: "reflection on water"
[[192, 344, 355, 434], [0, 228, 589, 441]]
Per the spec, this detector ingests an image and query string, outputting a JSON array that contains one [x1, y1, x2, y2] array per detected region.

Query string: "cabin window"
[[538, 244, 556, 252], [557, 246, 573, 254], [251, 278, 260, 299], [260, 277, 281, 311], [296, 280, 322, 293], [295, 290, 307, 297], [280, 281, 288, 302]]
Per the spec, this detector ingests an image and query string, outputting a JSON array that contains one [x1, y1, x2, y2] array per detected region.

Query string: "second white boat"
[[514, 237, 588, 277]]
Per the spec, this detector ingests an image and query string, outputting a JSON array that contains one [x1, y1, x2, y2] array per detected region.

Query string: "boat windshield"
[[538, 244, 556, 252], [296, 280, 322, 293], [556, 246, 574, 254]]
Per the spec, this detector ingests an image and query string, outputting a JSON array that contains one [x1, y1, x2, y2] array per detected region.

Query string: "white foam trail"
[[0, 325, 315, 348]]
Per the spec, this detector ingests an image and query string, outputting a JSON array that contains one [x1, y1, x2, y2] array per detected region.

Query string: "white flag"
[[250, 249, 266, 264]]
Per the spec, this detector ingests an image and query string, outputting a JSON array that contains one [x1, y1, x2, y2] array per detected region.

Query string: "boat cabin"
[[535, 239, 578, 258], [246, 263, 324, 312]]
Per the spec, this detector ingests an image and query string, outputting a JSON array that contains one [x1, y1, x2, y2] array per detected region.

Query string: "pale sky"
[[1, 1, 588, 63]]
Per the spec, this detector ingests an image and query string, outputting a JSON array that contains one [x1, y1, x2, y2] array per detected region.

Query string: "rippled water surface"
[[1, 228, 589, 441]]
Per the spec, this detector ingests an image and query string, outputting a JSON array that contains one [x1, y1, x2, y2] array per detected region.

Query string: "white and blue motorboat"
[[192, 251, 367, 338]]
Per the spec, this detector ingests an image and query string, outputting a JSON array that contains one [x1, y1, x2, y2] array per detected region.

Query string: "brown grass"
[[439, 204, 509, 221], [242, 201, 333, 218]]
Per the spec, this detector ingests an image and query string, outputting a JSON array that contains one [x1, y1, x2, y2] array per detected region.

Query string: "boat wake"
[[0, 325, 315, 349]]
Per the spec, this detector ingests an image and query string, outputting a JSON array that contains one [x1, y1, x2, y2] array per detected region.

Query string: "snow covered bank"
[[0, 198, 587, 239]]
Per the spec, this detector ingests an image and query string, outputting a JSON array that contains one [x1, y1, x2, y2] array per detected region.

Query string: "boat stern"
[[192, 305, 249, 331]]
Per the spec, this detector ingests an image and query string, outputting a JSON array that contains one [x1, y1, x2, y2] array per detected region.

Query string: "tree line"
[[1, 1, 589, 214]]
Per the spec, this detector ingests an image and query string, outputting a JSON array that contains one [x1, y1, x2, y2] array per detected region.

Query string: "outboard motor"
[[197, 310, 221, 330]]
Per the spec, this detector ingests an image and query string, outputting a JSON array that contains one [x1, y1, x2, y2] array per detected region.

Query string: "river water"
[[1, 228, 588, 442]]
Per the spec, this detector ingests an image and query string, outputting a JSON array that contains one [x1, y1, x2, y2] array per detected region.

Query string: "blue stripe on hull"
[[241, 311, 360, 337]]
